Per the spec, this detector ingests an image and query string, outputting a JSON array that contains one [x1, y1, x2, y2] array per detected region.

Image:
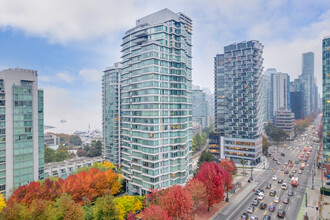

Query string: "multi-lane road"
[[214, 116, 321, 220]]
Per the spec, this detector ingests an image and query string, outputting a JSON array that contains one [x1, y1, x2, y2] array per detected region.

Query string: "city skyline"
[[0, 0, 330, 133]]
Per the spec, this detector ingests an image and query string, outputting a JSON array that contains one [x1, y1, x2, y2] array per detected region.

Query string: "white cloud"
[[79, 68, 102, 83], [56, 72, 75, 83]]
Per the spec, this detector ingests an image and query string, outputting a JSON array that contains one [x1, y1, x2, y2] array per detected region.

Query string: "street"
[[213, 116, 321, 220]]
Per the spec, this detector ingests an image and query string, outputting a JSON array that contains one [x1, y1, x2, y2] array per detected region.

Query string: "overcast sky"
[[0, 0, 329, 133]]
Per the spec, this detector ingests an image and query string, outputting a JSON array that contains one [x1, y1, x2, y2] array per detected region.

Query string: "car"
[[276, 161, 281, 165], [284, 162, 288, 165], [288, 190, 293, 196], [258, 193, 264, 200], [270, 190, 276, 196], [284, 170, 289, 174], [283, 198, 289, 204], [289, 163, 293, 167], [260, 203, 267, 210], [250, 217, 258, 220], [281, 153, 285, 156], [252, 198, 259, 206], [298, 170, 303, 174], [277, 209, 286, 218], [240, 213, 249, 220], [289, 173, 294, 178], [269, 205, 275, 212], [281, 183, 288, 190], [295, 161, 300, 164], [292, 169, 297, 173], [255, 188, 264, 195], [272, 175, 278, 181], [266, 183, 272, 189], [280, 167, 284, 171], [273, 157, 278, 161], [247, 206, 255, 213], [277, 179, 283, 183], [263, 215, 271, 220], [274, 197, 279, 203]]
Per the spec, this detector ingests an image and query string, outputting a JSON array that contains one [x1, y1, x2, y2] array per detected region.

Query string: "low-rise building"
[[274, 108, 295, 139], [44, 156, 103, 179], [44, 133, 60, 146]]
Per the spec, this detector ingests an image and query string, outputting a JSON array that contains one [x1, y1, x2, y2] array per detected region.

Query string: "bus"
[[291, 177, 299, 186]]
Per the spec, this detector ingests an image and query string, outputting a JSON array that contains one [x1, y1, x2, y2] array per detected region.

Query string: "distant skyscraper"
[[214, 40, 264, 163], [302, 52, 314, 77], [290, 81, 304, 120], [192, 85, 209, 128], [0, 68, 44, 197], [103, 8, 193, 195], [270, 72, 291, 119], [323, 37, 330, 164]]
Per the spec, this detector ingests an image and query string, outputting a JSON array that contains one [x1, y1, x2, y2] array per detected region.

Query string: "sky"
[[0, 0, 330, 133]]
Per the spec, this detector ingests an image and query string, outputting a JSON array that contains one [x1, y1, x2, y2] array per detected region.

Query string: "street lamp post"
[[312, 169, 315, 190], [304, 191, 308, 219], [226, 189, 229, 202], [250, 160, 253, 181]]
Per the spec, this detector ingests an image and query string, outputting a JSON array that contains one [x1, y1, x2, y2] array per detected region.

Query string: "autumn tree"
[[221, 169, 234, 202], [50, 193, 84, 220], [196, 162, 225, 211], [0, 202, 28, 220], [145, 187, 163, 206], [230, 160, 237, 175], [141, 205, 172, 220], [113, 195, 144, 220], [186, 178, 207, 211], [159, 185, 194, 220], [0, 193, 6, 212], [219, 159, 235, 175], [28, 199, 52, 220], [93, 194, 120, 220]]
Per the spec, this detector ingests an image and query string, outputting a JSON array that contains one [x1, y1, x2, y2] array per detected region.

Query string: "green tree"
[[45, 146, 56, 163], [50, 193, 84, 220], [69, 135, 82, 146], [93, 194, 119, 220], [197, 150, 214, 168]]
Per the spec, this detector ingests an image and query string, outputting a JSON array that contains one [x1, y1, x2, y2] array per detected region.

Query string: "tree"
[[76, 149, 86, 157], [159, 185, 194, 220], [0, 202, 28, 220], [0, 193, 6, 212], [197, 150, 214, 168], [145, 187, 163, 207], [229, 160, 237, 175], [186, 178, 207, 212], [240, 158, 247, 176], [318, 124, 323, 140], [50, 193, 84, 220], [219, 159, 235, 175], [44, 146, 56, 163], [28, 199, 52, 220], [113, 195, 144, 220], [262, 135, 270, 156], [69, 135, 82, 146], [196, 162, 225, 211], [221, 169, 234, 202], [93, 194, 120, 220], [141, 205, 172, 220], [268, 127, 288, 148]]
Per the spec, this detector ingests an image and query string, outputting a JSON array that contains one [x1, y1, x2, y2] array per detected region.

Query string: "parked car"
[[277, 209, 286, 218], [247, 206, 255, 213], [260, 203, 267, 210], [270, 190, 276, 196], [269, 205, 275, 212], [258, 193, 264, 200], [240, 213, 249, 220], [252, 198, 259, 206], [263, 215, 271, 220]]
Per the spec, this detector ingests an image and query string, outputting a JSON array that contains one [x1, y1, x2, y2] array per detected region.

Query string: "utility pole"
[[250, 160, 253, 181], [312, 169, 315, 190]]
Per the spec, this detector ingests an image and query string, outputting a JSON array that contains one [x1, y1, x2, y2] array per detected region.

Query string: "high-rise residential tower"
[[0, 68, 44, 197], [323, 37, 330, 165], [214, 41, 264, 163], [192, 85, 209, 128], [103, 62, 122, 166], [103, 8, 193, 195], [270, 72, 291, 119]]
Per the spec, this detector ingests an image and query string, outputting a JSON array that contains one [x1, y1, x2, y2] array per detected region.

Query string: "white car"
[[257, 193, 264, 200], [250, 217, 258, 220], [247, 206, 254, 213], [281, 183, 288, 190], [272, 175, 278, 181]]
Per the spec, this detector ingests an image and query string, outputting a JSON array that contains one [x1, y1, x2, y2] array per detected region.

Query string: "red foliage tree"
[[159, 185, 194, 220], [145, 187, 163, 206], [221, 169, 234, 198], [229, 160, 237, 175], [196, 162, 225, 211], [186, 178, 207, 211], [219, 159, 235, 175], [141, 205, 172, 220]]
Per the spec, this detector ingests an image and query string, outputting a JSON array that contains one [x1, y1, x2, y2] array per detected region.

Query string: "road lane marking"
[[264, 210, 267, 215]]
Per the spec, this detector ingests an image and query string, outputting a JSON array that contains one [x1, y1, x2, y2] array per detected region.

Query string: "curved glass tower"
[[107, 8, 193, 195]]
